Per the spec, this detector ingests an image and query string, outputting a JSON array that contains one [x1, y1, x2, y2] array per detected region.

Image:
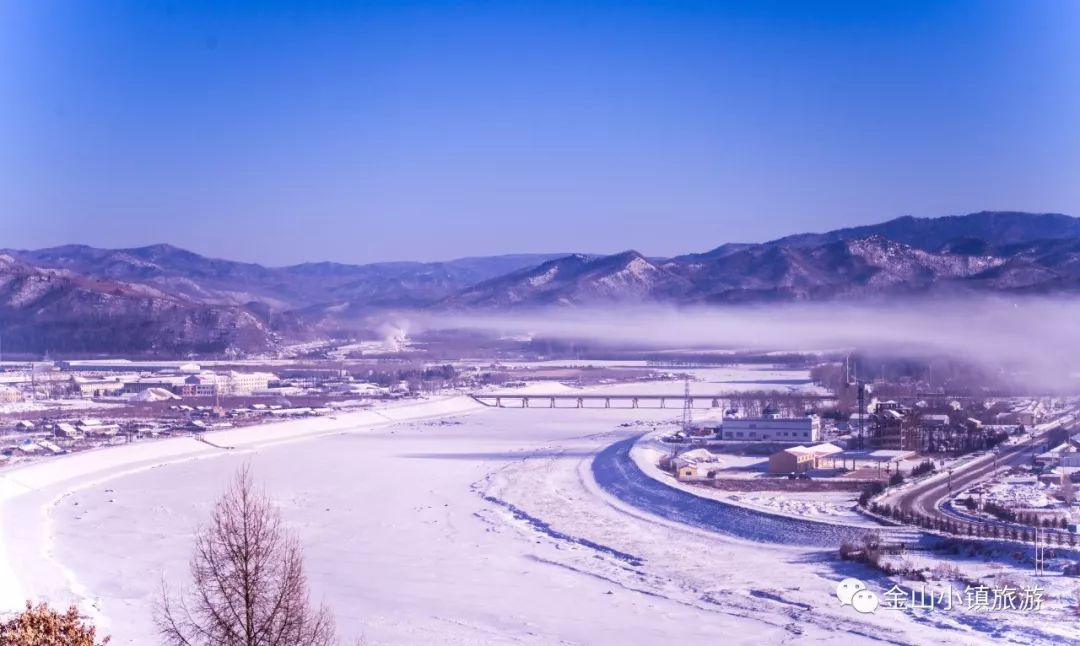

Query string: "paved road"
[[887, 415, 1074, 538]]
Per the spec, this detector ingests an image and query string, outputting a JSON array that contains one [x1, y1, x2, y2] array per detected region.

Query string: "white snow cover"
[[0, 399, 124, 414], [0, 385, 1071, 644]]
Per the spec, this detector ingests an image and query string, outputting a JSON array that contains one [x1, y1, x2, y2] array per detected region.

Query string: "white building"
[[720, 415, 821, 442], [0, 385, 22, 403], [1014, 404, 1042, 427], [225, 371, 276, 395], [183, 371, 278, 396], [73, 376, 129, 398]]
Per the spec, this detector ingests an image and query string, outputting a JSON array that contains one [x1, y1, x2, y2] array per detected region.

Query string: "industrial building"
[[720, 414, 821, 442], [767, 442, 843, 474]]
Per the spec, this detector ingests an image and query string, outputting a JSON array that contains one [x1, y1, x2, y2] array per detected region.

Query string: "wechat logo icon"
[[836, 578, 879, 614]]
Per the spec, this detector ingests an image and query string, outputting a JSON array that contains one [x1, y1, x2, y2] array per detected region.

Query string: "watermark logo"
[[836, 578, 1044, 614], [837, 578, 879, 613], [851, 589, 880, 614]]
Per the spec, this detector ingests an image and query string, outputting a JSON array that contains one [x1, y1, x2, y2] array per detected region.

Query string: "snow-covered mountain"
[[445, 219, 1080, 308], [446, 251, 693, 307], [4, 211, 1080, 355], [0, 253, 273, 355], [763, 211, 1080, 251], [11, 244, 565, 310]]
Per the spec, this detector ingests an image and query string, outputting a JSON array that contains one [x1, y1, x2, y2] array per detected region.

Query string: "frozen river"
[[0, 387, 1024, 644]]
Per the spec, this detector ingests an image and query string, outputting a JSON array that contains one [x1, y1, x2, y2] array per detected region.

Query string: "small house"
[[36, 440, 64, 455], [672, 458, 701, 480], [55, 423, 82, 439], [768, 446, 816, 474], [12, 440, 42, 456]]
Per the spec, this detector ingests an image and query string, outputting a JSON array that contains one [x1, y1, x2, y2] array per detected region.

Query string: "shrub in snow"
[[0, 601, 109, 646]]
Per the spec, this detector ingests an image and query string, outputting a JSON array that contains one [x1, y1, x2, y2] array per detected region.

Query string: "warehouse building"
[[720, 414, 821, 442]]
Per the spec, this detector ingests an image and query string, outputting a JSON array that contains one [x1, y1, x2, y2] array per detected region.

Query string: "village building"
[[11, 440, 42, 457], [921, 414, 951, 427], [768, 446, 816, 474], [673, 458, 699, 479], [36, 440, 64, 455], [77, 419, 120, 437], [767, 442, 845, 474], [224, 371, 277, 395], [54, 423, 82, 439], [72, 376, 128, 398], [720, 414, 821, 442], [181, 375, 219, 397]]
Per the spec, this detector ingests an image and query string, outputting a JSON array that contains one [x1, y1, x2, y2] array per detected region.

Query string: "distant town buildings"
[[853, 397, 1034, 454], [0, 357, 448, 469]]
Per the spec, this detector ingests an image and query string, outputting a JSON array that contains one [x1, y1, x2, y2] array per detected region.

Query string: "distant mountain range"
[[4, 211, 1080, 356]]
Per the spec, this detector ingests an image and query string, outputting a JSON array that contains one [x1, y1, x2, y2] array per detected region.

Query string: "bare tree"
[[157, 465, 338, 646]]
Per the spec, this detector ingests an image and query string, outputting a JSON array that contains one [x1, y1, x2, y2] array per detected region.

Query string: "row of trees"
[[910, 459, 936, 477], [855, 460, 934, 506], [868, 501, 1078, 546], [978, 500, 1071, 529]]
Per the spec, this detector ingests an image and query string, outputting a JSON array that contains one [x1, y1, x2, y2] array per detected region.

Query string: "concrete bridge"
[[470, 392, 833, 410]]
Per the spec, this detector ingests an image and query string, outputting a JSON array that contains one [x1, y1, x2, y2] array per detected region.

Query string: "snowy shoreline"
[[628, 431, 885, 529], [0, 395, 484, 618], [4, 393, 1061, 644]]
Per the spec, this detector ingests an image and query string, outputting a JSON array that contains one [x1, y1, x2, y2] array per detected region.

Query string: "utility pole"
[[1034, 525, 1045, 576], [681, 376, 693, 434], [857, 380, 866, 450]]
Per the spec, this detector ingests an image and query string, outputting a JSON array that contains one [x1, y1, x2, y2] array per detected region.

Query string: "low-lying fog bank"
[[387, 296, 1080, 393]]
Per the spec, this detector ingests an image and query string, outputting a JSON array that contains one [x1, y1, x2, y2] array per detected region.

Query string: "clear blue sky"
[[2, 1, 1078, 265]]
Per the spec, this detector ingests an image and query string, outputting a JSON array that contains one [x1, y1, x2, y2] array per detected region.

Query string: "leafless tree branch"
[[157, 465, 340, 646]]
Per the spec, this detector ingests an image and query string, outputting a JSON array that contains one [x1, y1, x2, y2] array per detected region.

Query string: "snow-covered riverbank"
[[1, 381, 1066, 644], [629, 433, 879, 527], [0, 396, 484, 619]]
